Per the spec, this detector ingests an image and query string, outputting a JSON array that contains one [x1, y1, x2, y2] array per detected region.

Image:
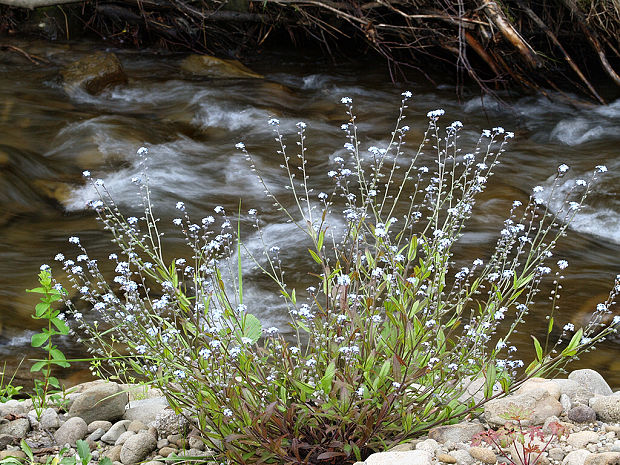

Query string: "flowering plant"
[[45, 94, 618, 464]]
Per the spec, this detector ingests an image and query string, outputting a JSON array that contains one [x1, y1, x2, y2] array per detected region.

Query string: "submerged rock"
[[180, 54, 263, 79], [61, 52, 128, 95]]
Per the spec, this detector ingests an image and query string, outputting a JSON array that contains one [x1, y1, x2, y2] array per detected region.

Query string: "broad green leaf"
[[35, 302, 48, 317], [20, 439, 34, 462], [317, 229, 325, 252], [31, 332, 49, 348], [51, 317, 70, 335], [561, 328, 583, 357], [320, 361, 336, 394], [485, 364, 497, 398], [76, 440, 91, 465], [242, 313, 262, 344], [30, 360, 47, 373]]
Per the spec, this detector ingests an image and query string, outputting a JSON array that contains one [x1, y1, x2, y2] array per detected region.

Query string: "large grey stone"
[[584, 452, 620, 465], [120, 431, 157, 464], [39, 408, 60, 430], [69, 383, 128, 424], [429, 423, 485, 444], [568, 431, 599, 449], [364, 450, 432, 465], [151, 410, 188, 437], [102, 420, 132, 444], [568, 370, 612, 396], [554, 379, 594, 406], [516, 378, 561, 399], [54, 416, 87, 446], [564, 450, 592, 465], [124, 397, 168, 424], [0, 418, 30, 438], [591, 396, 620, 422], [484, 388, 563, 426], [0, 401, 27, 417]]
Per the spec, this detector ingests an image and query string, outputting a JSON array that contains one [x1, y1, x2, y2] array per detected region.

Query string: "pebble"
[[158, 447, 176, 458], [127, 421, 147, 433], [570, 406, 599, 424], [115, 430, 136, 446], [87, 427, 106, 442], [563, 449, 592, 465], [156, 439, 169, 449], [88, 421, 113, 433], [438, 453, 457, 463], [584, 452, 620, 465], [568, 431, 600, 449], [468, 446, 497, 464], [451, 449, 474, 465], [120, 432, 157, 464]]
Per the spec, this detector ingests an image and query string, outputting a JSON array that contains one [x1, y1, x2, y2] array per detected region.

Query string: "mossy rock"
[[61, 51, 128, 95], [180, 54, 263, 79]]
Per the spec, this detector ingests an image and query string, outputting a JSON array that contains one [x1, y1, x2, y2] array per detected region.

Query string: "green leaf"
[[561, 328, 583, 357], [76, 440, 91, 465], [320, 361, 335, 394], [26, 287, 46, 294], [308, 249, 322, 264], [20, 439, 34, 462], [49, 348, 67, 363], [485, 364, 497, 399], [51, 317, 70, 335], [548, 317, 554, 334], [317, 229, 325, 252], [35, 302, 49, 318], [31, 332, 49, 348], [99, 457, 113, 465], [531, 335, 543, 362], [242, 313, 262, 344]]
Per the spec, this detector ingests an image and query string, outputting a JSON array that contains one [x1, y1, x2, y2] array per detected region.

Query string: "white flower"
[[337, 274, 351, 286], [214, 206, 224, 214], [340, 97, 352, 104], [235, 142, 245, 150], [175, 201, 185, 211], [575, 179, 587, 186], [558, 164, 569, 174], [54, 253, 65, 261], [563, 323, 575, 331], [82, 170, 90, 177], [137, 147, 148, 155], [268, 118, 280, 126], [40, 264, 50, 271], [595, 165, 608, 173], [173, 218, 182, 226], [222, 408, 233, 417], [533, 186, 544, 193], [401, 91, 412, 98], [426, 109, 445, 118], [557, 260, 568, 270], [68, 236, 80, 244], [296, 121, 307, 129]]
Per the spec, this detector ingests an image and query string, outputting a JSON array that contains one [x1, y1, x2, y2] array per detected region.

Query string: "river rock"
[[151, 410, 188, 437], [365, 450, 432, 465], [158, 447, 176, 458], [69, 383, 128, 424], [39, 408, 60, 430], [124, 397, 168, 424], [54, 416, 87, 446], [61, 52, 128, 95], [429, 423, 485, 444], [438, 453, 458, 463], [87, 428, 106, 442], [102, 420, 132, 444], [0, 418, 30, 438], [104, 445, 122, 462], [550, 448, 566, 461], [555, 379, 595, 406], [569, 405, 598, 423], [0, 400, 27, 416], [568, 431, 600, 449], [120, 431, 157, 464], [584, 452, 620, 465], [591, 397, 620, 422], [450, 449, 475, 465], [0, 450, 27, 460], [468, 447, 497, 464], [484, 388, 563, 426], [416, 439, 440, 454], [0, 434, 14, 449], [564, 450, 593, 465], [562, 394, 573, 412], [88, 420, 113, 433], [516, 378, 561, 399], [180, 54, 263, 79], [127, 420, 147, 433], [116, 430, 136, 446], [569, 370, 613, 396]]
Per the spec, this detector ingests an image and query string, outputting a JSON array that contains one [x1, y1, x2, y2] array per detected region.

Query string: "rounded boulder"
[[69, 383, 128, 424]]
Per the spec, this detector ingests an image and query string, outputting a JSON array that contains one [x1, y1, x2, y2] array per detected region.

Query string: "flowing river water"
[[1, 40, 619, 389]]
